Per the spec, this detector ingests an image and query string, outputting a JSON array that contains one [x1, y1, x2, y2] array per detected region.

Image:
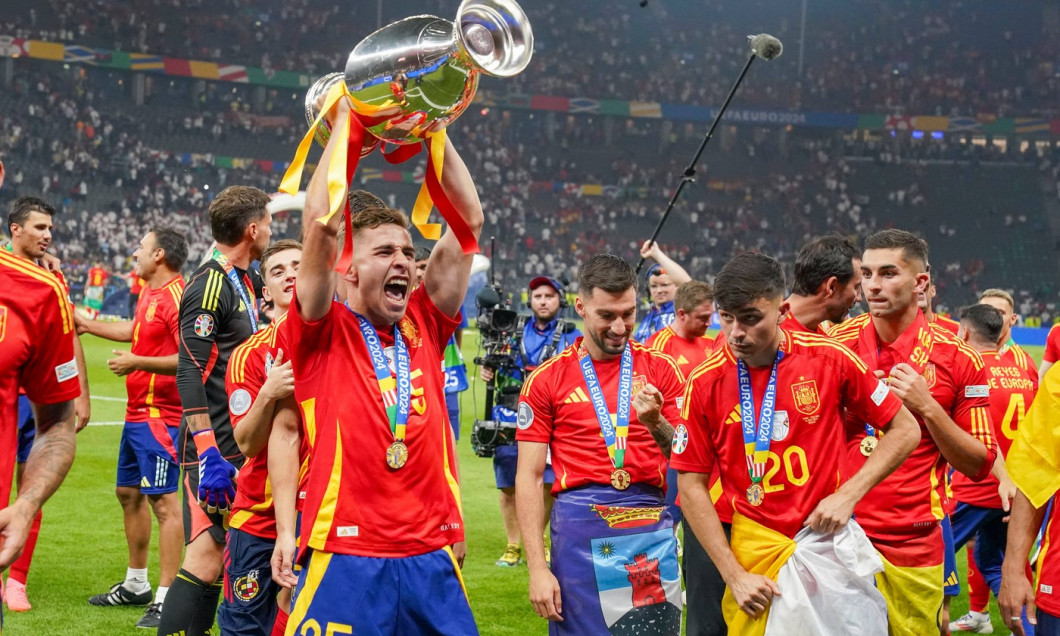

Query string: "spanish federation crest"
[[233, 569, 261, 602], [790, 380, 820, 415], [631, 374, 648, 397], [398, 317, 422, 348], [923, 363, 937, 389], [145, 300, 157, 322]]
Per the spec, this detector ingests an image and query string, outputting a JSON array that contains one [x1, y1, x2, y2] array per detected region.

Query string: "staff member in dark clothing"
[[159, 185, 271, 636]]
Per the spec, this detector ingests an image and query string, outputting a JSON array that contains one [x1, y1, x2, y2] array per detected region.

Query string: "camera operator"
[[633, 241, 692, 342], [479, 276, 581, 567]]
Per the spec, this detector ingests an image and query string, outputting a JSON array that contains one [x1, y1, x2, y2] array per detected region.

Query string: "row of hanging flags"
[[171, 151, 701, 200], [4, 34, 1058, 136]]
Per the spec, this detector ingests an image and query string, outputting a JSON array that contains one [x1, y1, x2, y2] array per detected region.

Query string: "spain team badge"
[[233, 569, 261, 602], [145, 300, 157, 322], [631, 374, 648, 396], [398, 317, 422, 348], [790, 379, 820, 415], [922, 363, 937, 389]]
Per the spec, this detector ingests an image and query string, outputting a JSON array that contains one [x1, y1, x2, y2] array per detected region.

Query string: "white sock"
[[125, 567, 150, 593], [154, 586, 168, 605]]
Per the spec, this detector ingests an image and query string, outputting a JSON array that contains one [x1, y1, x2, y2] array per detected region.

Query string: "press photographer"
[[474, 276, 581, 567]]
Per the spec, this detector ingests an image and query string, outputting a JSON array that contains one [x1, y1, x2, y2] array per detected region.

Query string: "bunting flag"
[[6, 34, 1060, 136]]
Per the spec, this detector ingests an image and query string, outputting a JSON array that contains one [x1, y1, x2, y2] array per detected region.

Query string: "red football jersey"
[[644, 325, 715, 378], [1037, 512, 1060, 616], [129, 272, 145, 295], [288, 286, 462, 558], [830, 312, 996, 561], [1000, 343, 1039, 383], [226, 315, 291, 539], [0, 250, 80, 505], [125, 277, 184, 425], [1045, 324, 1060, 364], [781, 311, 826, 335], [931, 313, 960, 335], [516, 339, 685, 494], [87, 266, 108, 287], [951, 350, 1036, 509], [672, 330, 902, 537]]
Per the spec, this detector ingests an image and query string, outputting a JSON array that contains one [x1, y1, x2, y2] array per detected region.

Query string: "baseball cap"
[[529, 276, 562, 293]]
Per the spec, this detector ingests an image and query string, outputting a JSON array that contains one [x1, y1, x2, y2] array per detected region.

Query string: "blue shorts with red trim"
[[16, 395, 34, 463], [116, 421, 179, 495], [288, 548, 477, 635], [218, 527, 279, 636]]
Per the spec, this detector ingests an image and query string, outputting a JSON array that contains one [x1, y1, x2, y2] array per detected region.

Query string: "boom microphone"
[[748, 34, 783, 61], [635, 30, 785, 273]]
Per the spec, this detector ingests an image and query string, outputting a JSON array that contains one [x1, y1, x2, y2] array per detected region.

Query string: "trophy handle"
[[456, 0, 534, 78]]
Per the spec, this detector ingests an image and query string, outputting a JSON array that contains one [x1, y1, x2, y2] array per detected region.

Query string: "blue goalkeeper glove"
[[193, 429, 237, 512]]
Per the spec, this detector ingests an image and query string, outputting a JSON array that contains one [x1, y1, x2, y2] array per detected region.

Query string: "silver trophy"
[[305, 0, 533, 148]]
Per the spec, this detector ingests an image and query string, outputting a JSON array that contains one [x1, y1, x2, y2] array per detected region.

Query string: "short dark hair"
[[577, 254, 637, 297], [414, 246, 432, 262], [959, 303, 1004, 344], [260, 239, 303, 271], [714, 252, 785, 311], [150, 227, 189, 272], [674, 280, 714, 313], [791, 235, 858, 296], [208, 186, 270, 245], [864, 229, 928, 270], [8, 196, 56, 227]]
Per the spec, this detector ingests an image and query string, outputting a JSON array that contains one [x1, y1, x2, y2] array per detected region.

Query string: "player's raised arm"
[[298, 98, 350, 322], [422, 140, 484, 318]]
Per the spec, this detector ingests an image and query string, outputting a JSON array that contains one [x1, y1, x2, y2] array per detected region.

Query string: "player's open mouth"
[[384, 278, 409, 302]]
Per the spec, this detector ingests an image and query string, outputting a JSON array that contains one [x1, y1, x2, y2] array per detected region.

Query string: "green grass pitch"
[[3, 335, 1044, 634]]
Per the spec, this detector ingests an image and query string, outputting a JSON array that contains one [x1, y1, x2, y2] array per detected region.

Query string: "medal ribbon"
[[211, 248, 259, 333], [579, 343, 633, 470], [352, 310, 411, 441], [737, 350, 784, 484]]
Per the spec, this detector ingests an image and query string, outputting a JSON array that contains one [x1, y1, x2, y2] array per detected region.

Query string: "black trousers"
[[683, 518, 732, 636]]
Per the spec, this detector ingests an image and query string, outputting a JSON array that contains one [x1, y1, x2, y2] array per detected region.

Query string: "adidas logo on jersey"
[[564, 388, 590, 404]]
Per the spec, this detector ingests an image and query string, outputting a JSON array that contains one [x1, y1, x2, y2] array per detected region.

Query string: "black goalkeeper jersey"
[[175, 257, 262, 465]]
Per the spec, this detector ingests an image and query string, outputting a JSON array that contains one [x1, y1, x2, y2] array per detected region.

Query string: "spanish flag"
[[1007, 365, 1060, 508], [722, 513, 796, 636]]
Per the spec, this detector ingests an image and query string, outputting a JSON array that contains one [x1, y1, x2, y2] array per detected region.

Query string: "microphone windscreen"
[[748, 34, 783, 61], [477, 286, 501, 309]]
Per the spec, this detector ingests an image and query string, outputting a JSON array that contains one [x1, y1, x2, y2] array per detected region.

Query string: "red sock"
[[967, 546, 990, 613], [271, 603, 289, 636], [9, 510, 41, 585]]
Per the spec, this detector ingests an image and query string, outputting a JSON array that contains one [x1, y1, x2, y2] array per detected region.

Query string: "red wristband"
[[193, 428, 218, 454]]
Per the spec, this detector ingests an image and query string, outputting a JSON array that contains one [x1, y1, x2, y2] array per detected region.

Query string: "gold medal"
[[610, 469, 631, 490], [746, 483, 765, 506], [386, 441, 408, 469], [860, 436, 878, 457]]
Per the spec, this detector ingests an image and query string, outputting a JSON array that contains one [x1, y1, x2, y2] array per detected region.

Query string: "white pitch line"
[[88, 421, 124, 426], [90, 395, 127, 402]]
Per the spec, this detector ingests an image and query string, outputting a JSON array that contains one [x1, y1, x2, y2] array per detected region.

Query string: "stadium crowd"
[[3, 0, 1057, 116]]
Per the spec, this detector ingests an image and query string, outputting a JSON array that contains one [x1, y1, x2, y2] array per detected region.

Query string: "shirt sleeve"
[[226, 341, 264, 429], [1046, 325, 1060, 363], [653, 352, 686, 424], [669, 373, 717, 474], [411, 286, 460, 357], [515, 364, 555, 444], [176, 267, 226, 414], [951, 346, 998, 481], [21, 292, 80, 405]]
